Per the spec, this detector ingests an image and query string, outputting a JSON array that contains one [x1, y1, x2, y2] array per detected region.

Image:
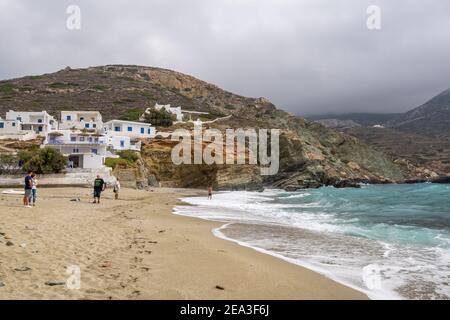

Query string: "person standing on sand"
[[93, 175, 106, 204], [23, 170, 33, 208], [208, 185, 213, 200], [113, 178, 121, 200], [30, 173, 38, 206]]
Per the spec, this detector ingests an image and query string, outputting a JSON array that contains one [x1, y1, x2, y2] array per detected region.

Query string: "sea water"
[[174, 184, 450, 300]]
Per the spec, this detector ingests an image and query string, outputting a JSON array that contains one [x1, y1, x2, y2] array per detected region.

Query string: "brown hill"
[[0, 65, 434, 189]]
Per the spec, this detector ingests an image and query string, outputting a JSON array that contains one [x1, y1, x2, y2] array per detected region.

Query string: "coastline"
[[0, 187, 367, 300]]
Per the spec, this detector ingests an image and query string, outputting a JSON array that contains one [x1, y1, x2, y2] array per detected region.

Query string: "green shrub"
[[48, 82, 79, 89], [22, 147, 67, 174], [119, 108, 145, 121], [140, 73, 151, 81], [143, 107, 175, 127], [0, 83, 16, 93], [18, 150, 33, 164], [105, 158, 130, 168], [141, 91, 153, 99], [0, 154, 20, 174], [117, 150, 139, 163], [92, 85, 109, 91]]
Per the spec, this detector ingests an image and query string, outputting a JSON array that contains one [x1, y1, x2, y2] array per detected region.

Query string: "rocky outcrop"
[[138, 139, 263, 190], [0, 65, 436, 189], [431, 176, 450, 184]]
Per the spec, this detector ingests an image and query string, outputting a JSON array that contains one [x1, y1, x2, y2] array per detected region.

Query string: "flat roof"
[[61, 111, 101, 114], [182, 110, 209, 114], [106, 119, 153, 126], [7, 110, 50, 115]]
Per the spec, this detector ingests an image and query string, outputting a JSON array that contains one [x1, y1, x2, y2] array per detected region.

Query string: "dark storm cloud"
[[1, 0, 450, 115]]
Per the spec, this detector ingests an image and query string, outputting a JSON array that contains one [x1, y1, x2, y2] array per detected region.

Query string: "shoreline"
[[174, 197, 375, 299], [211, 223, 375, 299], [0, 187, 367, 300]]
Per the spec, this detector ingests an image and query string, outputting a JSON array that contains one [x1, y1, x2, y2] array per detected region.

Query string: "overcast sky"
[[1, 0, 450, 115]]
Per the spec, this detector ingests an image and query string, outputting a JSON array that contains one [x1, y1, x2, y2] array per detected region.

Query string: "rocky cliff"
[[0, 65, 434, 190]]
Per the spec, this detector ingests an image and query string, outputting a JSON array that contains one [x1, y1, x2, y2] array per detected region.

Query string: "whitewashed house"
[[154, 103, 183, 121], [140, 103, 209, 123], [45, 130, 108, 169], [105, 135, 141, 151], [103, 120, 155, 139], [3, 110, 58, 135], [0, 117, 21, 134], [0, 116, 37, 140], [59, 111, 103, 130]]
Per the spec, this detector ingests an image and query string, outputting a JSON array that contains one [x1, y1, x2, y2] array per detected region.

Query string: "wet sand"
[[0, 187, 367, 299]]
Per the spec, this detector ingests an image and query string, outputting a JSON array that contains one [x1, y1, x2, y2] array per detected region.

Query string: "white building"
[[3, 110, 58, 135], [103, 120, 155, 139], [106, 135, 141, 151], [45, 130, 108, 169], [140, 103, 209, 123], [0, 117, 21, 134], [154, 103, 183, 121], [59, 111, 103, 130]]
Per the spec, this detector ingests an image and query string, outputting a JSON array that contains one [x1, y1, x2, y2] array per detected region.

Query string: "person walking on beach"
[[208, 185, 213, 200], [30, 173, 38, 206], [93, 175, 106, 204], [23, 170, 33, 208], [113, 178, 121, 200]]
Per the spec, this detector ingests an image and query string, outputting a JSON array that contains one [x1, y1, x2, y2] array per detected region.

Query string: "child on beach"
[[30, 173, 38, 206], [113, 178, 121, 200]]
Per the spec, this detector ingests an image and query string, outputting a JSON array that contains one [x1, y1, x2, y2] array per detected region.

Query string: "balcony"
[[47, 139, 106, 145]]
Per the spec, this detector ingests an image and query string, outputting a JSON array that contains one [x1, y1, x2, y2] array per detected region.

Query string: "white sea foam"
[[174, 187, 450, 300]]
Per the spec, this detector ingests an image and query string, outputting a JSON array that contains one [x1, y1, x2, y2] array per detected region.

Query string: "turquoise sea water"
[[175, 184, 450, 299]]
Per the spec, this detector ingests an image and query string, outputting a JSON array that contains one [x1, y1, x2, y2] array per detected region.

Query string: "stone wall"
[[0, 167, 115, 187]]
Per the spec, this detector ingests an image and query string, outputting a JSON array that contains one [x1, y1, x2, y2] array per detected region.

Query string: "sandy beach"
[[0, 187, 367, 300]]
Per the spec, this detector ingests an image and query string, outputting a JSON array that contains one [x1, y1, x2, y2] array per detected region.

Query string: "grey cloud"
[[0, 0, 449, 115]]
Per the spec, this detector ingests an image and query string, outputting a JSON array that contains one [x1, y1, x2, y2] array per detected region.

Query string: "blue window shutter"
[[0, 123, 4, 129], [128, 126, 133, 132], [85, 123, 90, 128], [140, 127, 145, 134], [67, 115, 71, 121]]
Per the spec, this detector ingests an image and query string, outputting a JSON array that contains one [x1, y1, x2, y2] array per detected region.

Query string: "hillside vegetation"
[[0, 65, 436, 189]]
